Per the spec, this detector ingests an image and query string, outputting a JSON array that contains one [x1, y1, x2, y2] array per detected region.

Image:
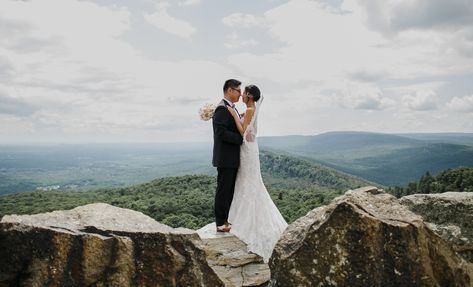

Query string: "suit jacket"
[[212, 99, 243, 168]]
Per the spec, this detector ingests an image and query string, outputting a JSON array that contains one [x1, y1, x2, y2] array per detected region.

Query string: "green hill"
[[388, 166, 473, 197], [0, 153, 373, 228], [259, 132, 473, 186], [259, 131, 421, 154], [259, 150, 372, 190], [397, 133, 473, 146], [333, 143, 473, 186]]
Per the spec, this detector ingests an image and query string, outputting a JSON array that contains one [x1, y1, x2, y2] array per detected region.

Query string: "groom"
[[212, 79, 243, 232]]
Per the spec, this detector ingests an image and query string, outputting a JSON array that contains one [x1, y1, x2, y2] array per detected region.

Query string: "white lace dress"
[[227, 99, 288, 263]]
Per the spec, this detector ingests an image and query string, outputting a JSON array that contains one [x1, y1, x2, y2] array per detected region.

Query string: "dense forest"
[[0, 152, 370, 229], [387, 167, 473, 197], [1, 153, 471, 230], [0, 175, 346, 229]]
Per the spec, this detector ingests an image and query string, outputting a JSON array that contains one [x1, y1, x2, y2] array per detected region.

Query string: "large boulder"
[[400, 192, 473, 263], [0, 203, 224, 287], [269, 187, 473, 287]]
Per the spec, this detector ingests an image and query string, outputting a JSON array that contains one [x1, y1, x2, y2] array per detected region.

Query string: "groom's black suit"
[[212, 99, 243, 227]]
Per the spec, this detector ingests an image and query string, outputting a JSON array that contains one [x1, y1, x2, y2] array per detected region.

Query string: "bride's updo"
[[245, 85, 261, 102]]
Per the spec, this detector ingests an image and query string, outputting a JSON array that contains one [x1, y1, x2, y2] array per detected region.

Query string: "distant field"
[[0, 143, 214, 195]]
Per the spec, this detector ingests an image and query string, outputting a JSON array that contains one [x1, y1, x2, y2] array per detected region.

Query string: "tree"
[[418, 171, 434, 193]]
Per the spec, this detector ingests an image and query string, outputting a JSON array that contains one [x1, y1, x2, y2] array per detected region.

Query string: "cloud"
[[0, 55, 14, 80], [222, 13, 265, 28], [402, 90, 438, 111], [352, 0, 473, 34], [228, 0, 412, 84], [224, 32, 258, 49], [178, 0, 201, 6], [144, 4, 196, 39], [346, 0, 473, 68], [229, 0, 473, 92], [0, 16, 63, 54], [349, 69, 386, 82], [0, 92, 37, 117], [0, 0, 137, 98], [0, 0, 236, 142], [352, 94, 391, 110], [331, 82, 395, 111], [384, 81, 446, 94], [0, 0, 472, 142], [447, 95, 473, 113]]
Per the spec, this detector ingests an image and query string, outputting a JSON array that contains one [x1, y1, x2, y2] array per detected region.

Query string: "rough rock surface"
[[197, 223, 270, 287], [3, 190, 473, 287], [400, 192, 473, 263], [0, 203, 224, 287], [2, 203, 179, 234], [269, 187, 473, 287]]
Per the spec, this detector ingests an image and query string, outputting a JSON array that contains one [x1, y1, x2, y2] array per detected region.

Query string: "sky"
[[0, 0, 472, 143]]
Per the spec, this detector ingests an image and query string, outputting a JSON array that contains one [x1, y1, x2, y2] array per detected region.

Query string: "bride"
[[225, 85, 288, 263]]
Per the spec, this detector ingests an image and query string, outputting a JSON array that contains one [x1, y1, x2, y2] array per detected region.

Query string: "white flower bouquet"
[[199, 103, 216, 121]]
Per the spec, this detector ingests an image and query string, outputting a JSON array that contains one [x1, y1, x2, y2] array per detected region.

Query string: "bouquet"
[[199, 103, 216, 121]]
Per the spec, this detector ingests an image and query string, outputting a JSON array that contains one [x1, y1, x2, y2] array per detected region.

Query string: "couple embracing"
[[212, 79, 288, 263]]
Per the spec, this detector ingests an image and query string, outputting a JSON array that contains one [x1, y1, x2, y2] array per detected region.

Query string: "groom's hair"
[[223, 79, 241, 93]]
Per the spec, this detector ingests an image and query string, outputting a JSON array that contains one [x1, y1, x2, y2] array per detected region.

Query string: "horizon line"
[[1, 131, 472, 145]]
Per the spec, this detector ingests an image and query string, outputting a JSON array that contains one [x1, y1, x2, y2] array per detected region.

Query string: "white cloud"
[[226, 0, 473, 136], [0, 0, 472, 142], [0, 0, 237, 143], [348, 69, 386, 82], [222, 13, 265, 28], [144, 4, 196, 39], [178, 0, 201, 6], [343, 0, 473, 74], [228, 1, 393, 84], [402, 90, 438, 111], [330, 82, 395, 111], [384, 82, 446, 95], [0, 91, 37, 117], [447, 95, 473, 113], [352, 94, 393, 111], [224, 32, 258, 49], [228, 0, 473, 87], [351, 0, 473, 35]]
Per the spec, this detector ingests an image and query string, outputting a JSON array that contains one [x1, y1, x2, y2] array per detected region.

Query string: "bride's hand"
[[226, 106, 238, 119]]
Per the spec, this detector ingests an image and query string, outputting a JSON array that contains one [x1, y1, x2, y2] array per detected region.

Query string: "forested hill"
[[259, 151, 372, 190], [388, 166, 473, 197], [0, 153, 373, 229], [259, 131, 473, 186]]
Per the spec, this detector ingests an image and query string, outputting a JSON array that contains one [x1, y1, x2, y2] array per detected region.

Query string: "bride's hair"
[[244, 85, 261, 102]]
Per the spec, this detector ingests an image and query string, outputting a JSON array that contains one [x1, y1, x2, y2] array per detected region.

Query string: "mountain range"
[[0, 132, 471, 195], [259, 131, 473, 186]]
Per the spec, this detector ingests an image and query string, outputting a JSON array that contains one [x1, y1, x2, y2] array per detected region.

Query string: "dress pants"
[[215, 167, 238, 226]]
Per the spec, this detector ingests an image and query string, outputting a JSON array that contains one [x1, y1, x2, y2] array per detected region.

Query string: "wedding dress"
[[227, 97, 288, 263]]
